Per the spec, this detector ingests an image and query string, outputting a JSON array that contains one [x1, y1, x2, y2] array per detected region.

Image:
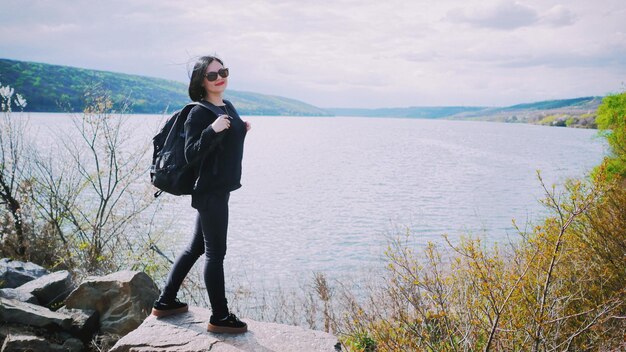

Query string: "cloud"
[[446, 1, 540, 30], [0, 0, 624, 108], [445, 2, 577, 30], [540, 5, 577, 27], [496, 48, 626, 69]]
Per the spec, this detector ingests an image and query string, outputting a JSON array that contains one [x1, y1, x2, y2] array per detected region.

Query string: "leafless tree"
[[0, 83, 29, 257]]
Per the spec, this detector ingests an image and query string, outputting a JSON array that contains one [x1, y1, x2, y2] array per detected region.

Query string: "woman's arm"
[[184, 107, 232, 162]]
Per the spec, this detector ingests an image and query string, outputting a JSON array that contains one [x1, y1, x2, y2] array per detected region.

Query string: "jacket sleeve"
[[184, 107, 218, 163]]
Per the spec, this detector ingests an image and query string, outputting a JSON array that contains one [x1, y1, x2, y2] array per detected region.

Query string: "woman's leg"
[[197, 192, 230, 319], [158, 213, 205, 303]]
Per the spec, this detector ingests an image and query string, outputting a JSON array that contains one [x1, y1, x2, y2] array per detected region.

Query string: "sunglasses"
[[205, 68, 229, 81]]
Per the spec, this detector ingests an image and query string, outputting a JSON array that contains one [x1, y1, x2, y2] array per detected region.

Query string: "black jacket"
[[184, 100, 247, 208]]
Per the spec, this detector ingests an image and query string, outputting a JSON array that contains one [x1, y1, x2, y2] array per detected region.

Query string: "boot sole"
[[207, 323, 248, 334], [151, 305, 189, 317]]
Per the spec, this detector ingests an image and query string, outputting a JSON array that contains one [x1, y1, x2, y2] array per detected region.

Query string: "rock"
[[62, 337, 85, 352], [57, 306, 100, 342], [64, 270, 159, 336], [109, 306, 341, 352], [1, 324, 34, 347], [0, 297, 72, 330], [0, 333, 65, 352], [0, 288, 39, 304], [15, 270, 74, 307], [0, 325, 10, 346], [0, 321, 86, 352], [0, 258, 49, 289]]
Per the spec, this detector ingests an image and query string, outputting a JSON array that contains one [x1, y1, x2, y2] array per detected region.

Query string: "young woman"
[[151, 55, 250, 334]]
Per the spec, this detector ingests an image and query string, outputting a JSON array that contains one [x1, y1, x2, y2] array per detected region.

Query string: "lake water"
[[24, 113, 607, 292]]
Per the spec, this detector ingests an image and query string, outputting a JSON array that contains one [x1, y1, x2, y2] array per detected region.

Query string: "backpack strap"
[[181, 101, 228, 164], [187, 100, 231, 118]]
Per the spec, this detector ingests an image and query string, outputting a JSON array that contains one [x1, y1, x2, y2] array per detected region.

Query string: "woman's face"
[[203, 60, 228, 96]]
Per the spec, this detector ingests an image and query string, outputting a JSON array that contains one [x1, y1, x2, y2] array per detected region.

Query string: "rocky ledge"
[[111, 305, 341, 352], [1, 258, 342, 352], [0, 259, 159, 352]]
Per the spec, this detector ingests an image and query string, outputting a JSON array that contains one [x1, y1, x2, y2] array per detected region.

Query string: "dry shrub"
[[337, 169, 626, 351], [1, 84, 169, 277]]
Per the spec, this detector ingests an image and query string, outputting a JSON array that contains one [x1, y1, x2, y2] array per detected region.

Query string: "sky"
[[0, 0, 625, 108]]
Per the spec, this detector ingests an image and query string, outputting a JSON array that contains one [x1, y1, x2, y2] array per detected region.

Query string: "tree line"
[[0, 58, 332, 116]]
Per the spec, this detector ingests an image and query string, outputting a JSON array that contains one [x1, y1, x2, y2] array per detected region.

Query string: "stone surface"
[[0, 297, 72, 330], [57, 306, 100, 342], [64, 270, 159, 336], [1, 324, 36, 347], [0, 325, 11, 345], [0, 333, 65, 352], [0, 288, 39, 304], [15, 270, 74, 307], [0, 258, 49, 289], [109, 306, 341, 352], [0, 325, 86, 352], [62, 337, 85, 352]]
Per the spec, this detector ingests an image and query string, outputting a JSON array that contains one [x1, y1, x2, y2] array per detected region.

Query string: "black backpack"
[[150, 101, 226, 197]]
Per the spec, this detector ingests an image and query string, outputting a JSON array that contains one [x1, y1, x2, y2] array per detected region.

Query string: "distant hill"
[[330, 96, 602, 128], [504, 96, 601, 111], [0, 58, 603, 126], [449, 97, 602, 127], [0, 58, 331, 116], [329, 106, 487, 118], [330, 97, 600, 119]]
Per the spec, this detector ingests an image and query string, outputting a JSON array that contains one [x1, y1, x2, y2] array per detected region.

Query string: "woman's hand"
[[245, 120, 252, 132], [211, 115, 231, 133]]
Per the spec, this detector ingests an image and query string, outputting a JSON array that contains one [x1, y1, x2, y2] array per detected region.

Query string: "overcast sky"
[[1, 0, 624, 108]]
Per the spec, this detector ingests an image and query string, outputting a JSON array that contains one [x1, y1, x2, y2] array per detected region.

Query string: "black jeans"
[[159, 192, 230, 318]]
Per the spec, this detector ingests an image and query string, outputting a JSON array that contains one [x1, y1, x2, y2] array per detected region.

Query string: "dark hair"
[[188, 56, 225, 101]]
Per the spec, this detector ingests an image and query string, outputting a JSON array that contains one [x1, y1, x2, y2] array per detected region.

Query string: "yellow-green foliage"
[[338, 169, 625, 351], [538, 114, 560, 125], [537, 114, 571, 126], [596, 92, 626, 179]]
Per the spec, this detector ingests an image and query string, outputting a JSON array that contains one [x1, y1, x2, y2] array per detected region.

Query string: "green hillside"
[[329, 97, 601, 119], [0, 58, 603, 124], [329, 106, 486, 118], [503, 96, 602, 111], [329, 97, 602, 128], [0, 58, 331, 116]]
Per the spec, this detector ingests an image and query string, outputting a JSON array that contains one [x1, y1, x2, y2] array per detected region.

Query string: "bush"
[[335, 171, 625, 351], [596, 92, 626, 180], [0, 83, 170, 276]]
